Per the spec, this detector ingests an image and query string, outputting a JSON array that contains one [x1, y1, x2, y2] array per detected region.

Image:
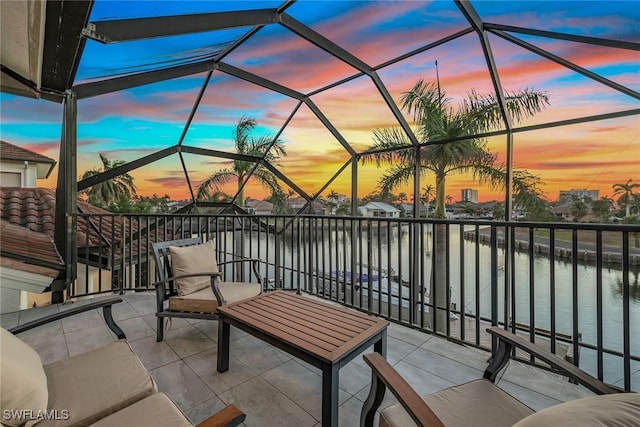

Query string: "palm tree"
[[81, 153, 136, 208], [613, 179, 640, 217], [196, 116, 286, 207], [364, 79, 550, 330], [420, 184, 435, 218], [569, 196, 589, 222], [365, 80, 550, 219]]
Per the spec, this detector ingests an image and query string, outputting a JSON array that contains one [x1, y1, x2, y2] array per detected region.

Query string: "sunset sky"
[[1, 0, 638, 204]]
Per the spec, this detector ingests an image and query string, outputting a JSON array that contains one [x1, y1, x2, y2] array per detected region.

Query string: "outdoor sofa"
[[1, 296, 244, 427]]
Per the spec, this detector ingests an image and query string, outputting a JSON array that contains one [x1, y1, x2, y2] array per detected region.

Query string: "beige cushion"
[[40, 340, 155, 427], [88, 393, 193, 427], [168, 281, 262, 313], [513, 393, 640, 427], [169, 239, 219, 296], [0, 328, 48, 427], [380, 379, 534, 427]]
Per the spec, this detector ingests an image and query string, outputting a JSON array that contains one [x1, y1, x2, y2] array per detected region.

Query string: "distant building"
[[461, 188, 478, 203], [245, 199, 274, 215], [359, 202, 400, 218], [287, 197, 306, 212], [558, 189, 599, 202], [400, 203, 430, 217]]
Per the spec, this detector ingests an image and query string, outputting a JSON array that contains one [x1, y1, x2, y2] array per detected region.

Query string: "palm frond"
[[196, 169, 236, 201], [362, 128, 413, 166]]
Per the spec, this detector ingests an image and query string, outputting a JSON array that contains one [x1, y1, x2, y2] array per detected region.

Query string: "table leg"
[[217, 315, 230, 372], [374, 328, 387, 357], [322, 363, 339, 427]]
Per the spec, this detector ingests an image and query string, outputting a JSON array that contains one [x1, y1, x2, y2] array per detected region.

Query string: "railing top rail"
[[69, 212, 639, 231]]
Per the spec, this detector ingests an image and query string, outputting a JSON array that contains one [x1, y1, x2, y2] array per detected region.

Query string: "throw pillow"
[[169, 239, 219, 296], [0, 327, 49, 427]]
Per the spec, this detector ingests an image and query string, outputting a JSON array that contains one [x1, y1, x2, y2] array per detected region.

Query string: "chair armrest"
[[196, 404, 246, 427], [152, 272, 225, 305], [486, 327, 616, 395], [362, 353, 444, 427], [218, 258, 263, 284], [8, 296, 126, 339]]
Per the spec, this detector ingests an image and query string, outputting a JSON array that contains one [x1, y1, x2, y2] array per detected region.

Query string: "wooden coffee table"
[[216, 290, 388, 427]]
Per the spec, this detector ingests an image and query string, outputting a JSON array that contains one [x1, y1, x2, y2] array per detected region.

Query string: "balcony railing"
[[71, 212, 640, 392]]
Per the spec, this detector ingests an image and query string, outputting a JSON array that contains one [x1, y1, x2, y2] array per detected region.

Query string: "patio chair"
[[1, 296, 245, 427], [151, 237, 263, 341], [361, 327, 640, 427]]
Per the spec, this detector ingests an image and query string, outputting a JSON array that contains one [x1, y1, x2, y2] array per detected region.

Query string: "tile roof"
[[0, 187, 172, 269], [0, 220, 63, 278], [0, 140, 56, 178]]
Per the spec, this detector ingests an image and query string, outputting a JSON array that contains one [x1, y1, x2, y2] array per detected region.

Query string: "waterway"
[[233, 224, 639, 388]]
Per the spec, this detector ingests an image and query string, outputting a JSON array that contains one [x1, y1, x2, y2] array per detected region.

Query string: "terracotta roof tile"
[[0, 187, 172, 266], [0, 220, 64, 268]]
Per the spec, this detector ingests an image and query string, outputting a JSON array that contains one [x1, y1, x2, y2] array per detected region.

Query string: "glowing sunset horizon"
[[1, 1, 638, 206]]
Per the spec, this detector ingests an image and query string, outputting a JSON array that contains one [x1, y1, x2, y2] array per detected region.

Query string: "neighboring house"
[[400, 203, 430, 217], [0, 140, 56, 187], [245, 199, 274, 215], [288, 197, 307, 212], [359, 202, 400, 218], [289, 197, 329, 215]]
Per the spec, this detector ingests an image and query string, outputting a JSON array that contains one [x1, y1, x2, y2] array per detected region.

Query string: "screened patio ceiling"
[[1, 0, 638, 212]]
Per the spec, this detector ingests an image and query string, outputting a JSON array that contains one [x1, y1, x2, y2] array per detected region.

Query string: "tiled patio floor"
[[1, 292, 595, 427]]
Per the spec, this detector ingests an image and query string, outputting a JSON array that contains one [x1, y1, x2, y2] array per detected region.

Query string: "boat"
[[315, 269, 459, 320]]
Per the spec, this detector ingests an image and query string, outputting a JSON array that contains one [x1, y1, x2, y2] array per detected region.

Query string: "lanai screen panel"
[[277, 103, 352, 197], [77, 73, 206, 171], [376, 32, 506, 136], [310, 75, 401, 152], [77, 0, 284, 83], [184, 74, 299, 152], [222, 23, 360, 94], [509, 34, 640, 93], [473, 0, 640, 42], [512, 117, 640, 202], [489, 34, 639, 127], [286, 0, 469, 67]]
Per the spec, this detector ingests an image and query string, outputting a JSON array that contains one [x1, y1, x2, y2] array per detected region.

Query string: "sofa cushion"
[[513, 393, 640, 427], [169, 239, 219, 296], [168, 281, 262, 313], [40, 340, 155, 427], [379, 379, 534, 427], [0, 328, 48, 427], [88, 393, 192, 427]]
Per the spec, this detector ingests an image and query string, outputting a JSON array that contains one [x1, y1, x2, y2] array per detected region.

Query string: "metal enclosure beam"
[[54, 91, 78, 303], [85, 9, 279, 43], [484, 23, 640, 51], [279, 14, 372, 73], [77, 146, 179, 191], [370, 71, 420, 146], [42, 1, 92, 93], [305, 99, 357, 156], [218, 62, 305, 100], [74, 61, 214, 99]]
